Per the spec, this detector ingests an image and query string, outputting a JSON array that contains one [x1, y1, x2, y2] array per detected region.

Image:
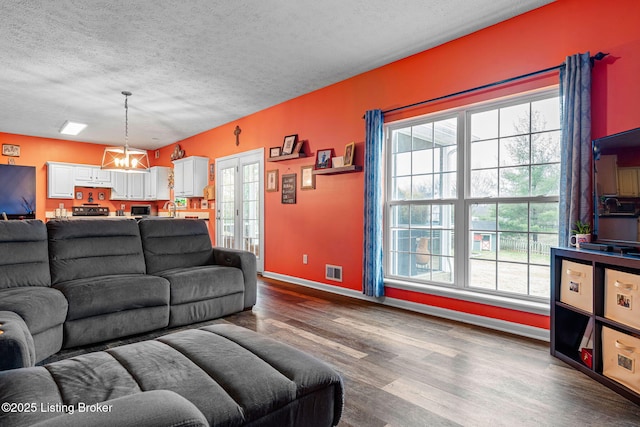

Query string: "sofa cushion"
[[54, 274, 170, 321], [0, 219, 51, 289], [0, 311, 36, 370], [138, 218, 213, 274], [0, 287, 67, 335], [47, 219, 146, 284], [156, 265, 244, 305]]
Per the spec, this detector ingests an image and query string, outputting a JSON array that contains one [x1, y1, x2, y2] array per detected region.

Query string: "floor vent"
[[325, 264, 342, 282]]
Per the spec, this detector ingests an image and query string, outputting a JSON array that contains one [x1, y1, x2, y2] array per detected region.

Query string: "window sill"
[[384, 278, 550, 316]]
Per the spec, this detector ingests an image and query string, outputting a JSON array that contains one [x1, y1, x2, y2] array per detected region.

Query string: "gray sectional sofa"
[[0, 218, 344, 426], [0, 217, 256, 368]]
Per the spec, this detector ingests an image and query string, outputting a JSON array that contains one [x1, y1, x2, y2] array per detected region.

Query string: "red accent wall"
[[3, 0, 639, 330]]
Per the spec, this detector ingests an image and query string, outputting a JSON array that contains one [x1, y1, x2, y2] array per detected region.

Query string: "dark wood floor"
[[49, 277, 640, 426]]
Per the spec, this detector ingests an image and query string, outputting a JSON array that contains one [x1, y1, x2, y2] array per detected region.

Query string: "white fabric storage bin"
[[605, 268, 640, 329], [560, 260, 593, 313], [602, 326, 640, 394]]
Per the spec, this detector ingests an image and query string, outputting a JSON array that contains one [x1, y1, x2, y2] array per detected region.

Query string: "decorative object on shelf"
[[101, 91, 150, 173], [170, 144, 185, 161], [315, 148, 333, 169], [266, 170, 279, 192], [293, 140, 304, 154], [203, 184, 215, 200], [281, 134, 298, 155], [2, 144, 20, 157], [344, 142, 355, 167], [332, 157, 344, 168], [570, 220, 592, 249], [301, 166, 315, 190], [168, 168, 174, 189], [270, 147, 281, 158], [234, 125, 242, 146], [281, 173, 296, 204]]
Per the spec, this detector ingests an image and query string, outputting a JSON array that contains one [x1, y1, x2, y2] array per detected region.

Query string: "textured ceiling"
[[0, 0, 553, 150]]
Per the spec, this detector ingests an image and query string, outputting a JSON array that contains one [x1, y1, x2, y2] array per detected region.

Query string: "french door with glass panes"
[[215, 149, 264, 272]]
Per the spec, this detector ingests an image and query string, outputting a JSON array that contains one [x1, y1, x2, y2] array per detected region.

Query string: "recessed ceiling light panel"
[[59, 121, 87, 135]]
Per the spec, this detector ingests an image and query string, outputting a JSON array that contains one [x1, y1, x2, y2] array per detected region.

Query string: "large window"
[[386, 90, 560, 301]]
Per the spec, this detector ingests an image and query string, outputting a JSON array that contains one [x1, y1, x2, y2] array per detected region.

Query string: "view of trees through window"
[[386, 90, 560, 300]]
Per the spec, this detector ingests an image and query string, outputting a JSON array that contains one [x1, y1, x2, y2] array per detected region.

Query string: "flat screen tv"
[[592, 127, 640, 248], [0, 164, 36, 219]]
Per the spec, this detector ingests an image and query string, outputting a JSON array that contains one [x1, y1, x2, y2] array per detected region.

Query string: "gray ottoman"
[[0, 324, 344, 427]]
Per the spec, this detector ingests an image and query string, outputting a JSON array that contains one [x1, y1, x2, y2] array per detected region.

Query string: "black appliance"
[[130, 204, 152, 217], [0, 164, 36, 219], [72, 205, 110, 216]]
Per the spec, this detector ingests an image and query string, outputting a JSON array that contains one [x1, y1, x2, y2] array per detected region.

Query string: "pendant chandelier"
[[101, 91, 150, 173]]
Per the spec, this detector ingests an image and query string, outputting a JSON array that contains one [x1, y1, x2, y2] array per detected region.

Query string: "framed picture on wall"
[[270, 147, 281, 158], [266, 169, 279, 192], [2, 144, 20, 157], [301, 166, 315, 190], [344, 142, 355, 167], [281, 173, 296, 204], [293, 140, 304, 154], [281, 134, 298, 155], [315, 148, 333, 169]]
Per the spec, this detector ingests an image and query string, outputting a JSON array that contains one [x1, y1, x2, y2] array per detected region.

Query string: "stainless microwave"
[[130, 205, 153, 217]]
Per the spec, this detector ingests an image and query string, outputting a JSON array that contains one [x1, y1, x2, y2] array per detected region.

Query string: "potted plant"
[[571, 220, 592, 248]]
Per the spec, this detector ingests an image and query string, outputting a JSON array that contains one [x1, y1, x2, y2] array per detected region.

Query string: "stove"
[[72, 205, 110, 216]]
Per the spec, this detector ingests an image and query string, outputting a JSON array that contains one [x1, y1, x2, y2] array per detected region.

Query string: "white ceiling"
[[0, 0, 554, 150]]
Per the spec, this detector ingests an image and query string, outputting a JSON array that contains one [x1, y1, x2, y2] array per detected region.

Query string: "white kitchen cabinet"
[[173, 156, 209, 197], [144, 166, 170, 200], [74, 165, 113, 188], [47, 162, 75, 199], [597, 155, 618, 196], [110, 172, 146, 200], [618, 168, 639, 197]]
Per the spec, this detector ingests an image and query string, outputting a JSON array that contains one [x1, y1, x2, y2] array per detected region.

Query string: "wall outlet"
[[325, 264, 342, 282], [303, 254, 308, 264], [120, 204, 126, 210]]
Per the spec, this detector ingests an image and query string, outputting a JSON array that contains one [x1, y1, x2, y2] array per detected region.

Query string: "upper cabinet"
[[173, 156, 209, 198], [109, 172, 145, 200], [617, 168, 640, 197], [47, 162, 75, 199], [74, 165, 113, 188], [110, 166, 170, 201], [597, 155, 618, 196], [144, 166, 171, 200]]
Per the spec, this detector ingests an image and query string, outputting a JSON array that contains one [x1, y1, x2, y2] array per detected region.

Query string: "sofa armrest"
[[0, 311, 36, 370], [31, 390, 208, 427], [212, 247, 257, 309]]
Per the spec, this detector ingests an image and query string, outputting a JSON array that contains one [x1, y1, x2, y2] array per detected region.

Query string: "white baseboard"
[[261, 271, 550, 342]]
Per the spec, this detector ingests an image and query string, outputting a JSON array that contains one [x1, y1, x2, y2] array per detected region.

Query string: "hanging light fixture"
[[101, 91, 150, 173]]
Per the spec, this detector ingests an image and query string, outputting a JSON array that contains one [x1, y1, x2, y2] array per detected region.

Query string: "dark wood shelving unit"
[[312, 165, 362, 175], [551, 247, 640, 405]]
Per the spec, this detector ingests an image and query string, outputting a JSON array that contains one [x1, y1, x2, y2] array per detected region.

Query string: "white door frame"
[[215, 148, 264, 272]]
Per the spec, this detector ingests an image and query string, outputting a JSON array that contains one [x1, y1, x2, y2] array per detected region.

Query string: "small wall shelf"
[[312, 165, 362, 175], [267, 153, 306, 162]]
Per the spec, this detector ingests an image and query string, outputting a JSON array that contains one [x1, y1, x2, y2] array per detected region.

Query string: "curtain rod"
[[379, 52, 608, 116]]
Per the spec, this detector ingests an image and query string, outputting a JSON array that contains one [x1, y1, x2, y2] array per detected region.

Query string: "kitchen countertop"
[[45, 211, 210, 220]]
